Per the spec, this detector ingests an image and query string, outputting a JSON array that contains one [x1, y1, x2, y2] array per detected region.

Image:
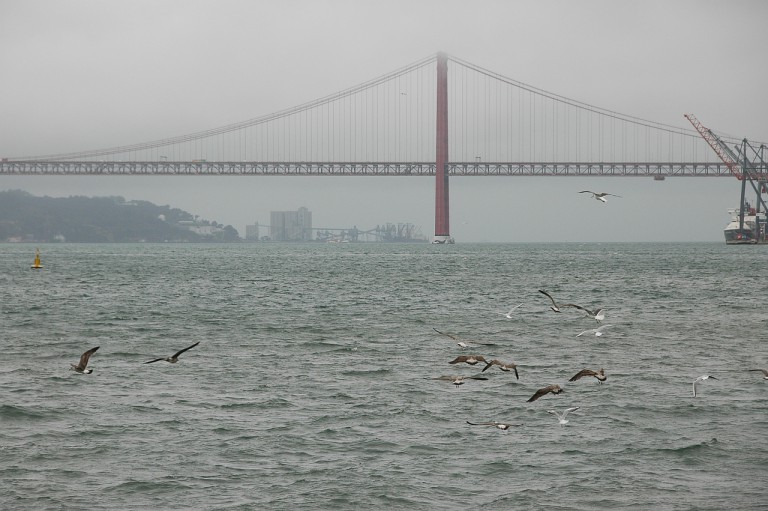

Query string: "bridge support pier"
[[433, 52, 453, 244]]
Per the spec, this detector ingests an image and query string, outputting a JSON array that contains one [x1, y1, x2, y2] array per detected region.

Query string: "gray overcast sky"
[[2, 0, 767, 242]]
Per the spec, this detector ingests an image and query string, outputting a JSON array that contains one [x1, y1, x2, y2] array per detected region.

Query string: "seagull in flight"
[[579, 190, 622, 202], [482, 359, 519, 379], [433, 327, 494, 348], [71, 346, 99, 374], [431, 375, 489, 387], [572, 305, 605, 323], [569, 368, 607, 384], [548, 407, 580, 425], [749, 368, 768, 380], [692, 375, 718, 397], [449, 354, 489, 366], [466, 420, 521, 431], [538, 290, 579, 313], [145, 342, 200, 364], [527, 384, 564, 402], [499, 303, 524, 318], [576, 324, 612, 337]]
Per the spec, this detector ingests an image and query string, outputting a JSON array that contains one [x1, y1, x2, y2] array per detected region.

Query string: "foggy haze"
[[1, 0, 766, 242]]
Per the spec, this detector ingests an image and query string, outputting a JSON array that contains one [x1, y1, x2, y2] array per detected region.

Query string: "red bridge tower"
[[432, 53, 454, 244]]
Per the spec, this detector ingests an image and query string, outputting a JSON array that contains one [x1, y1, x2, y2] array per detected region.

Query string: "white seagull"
[[499, 303, 524, 318], [71, 346, 100, 374], [692, 375, 718, 397], [749, 368, 768, 380], [579, 190, 622, 202], [576, 324, 613, 337], [145, 342, 200, 364], [548, 407, 580, 425]]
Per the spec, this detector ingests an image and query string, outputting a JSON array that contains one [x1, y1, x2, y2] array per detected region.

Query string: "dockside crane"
[[685, 114, 768, 242], [684, 114, 743, 179]]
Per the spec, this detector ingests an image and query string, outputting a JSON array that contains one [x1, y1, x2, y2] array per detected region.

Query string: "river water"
[[1, 242, 766, 510]]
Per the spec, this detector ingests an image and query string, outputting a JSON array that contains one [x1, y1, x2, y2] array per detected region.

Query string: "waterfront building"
[[270, 207, 312, 241]]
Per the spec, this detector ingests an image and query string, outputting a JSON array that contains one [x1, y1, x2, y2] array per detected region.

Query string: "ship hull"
[[724, 210, 764, 244], [724, 229, 757, 244]]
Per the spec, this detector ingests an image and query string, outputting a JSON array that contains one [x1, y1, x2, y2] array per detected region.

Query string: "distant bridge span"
[[0, 160, 747, 178], [5, 52, 767, 241]]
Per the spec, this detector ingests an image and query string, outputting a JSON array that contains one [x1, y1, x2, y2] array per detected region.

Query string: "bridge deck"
[[3, 160, 765, 177]]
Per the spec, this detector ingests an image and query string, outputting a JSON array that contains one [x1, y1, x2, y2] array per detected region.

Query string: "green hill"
[[0, 190, 240, 243]]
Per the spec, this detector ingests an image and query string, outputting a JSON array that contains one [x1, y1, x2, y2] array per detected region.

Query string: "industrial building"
[[244, 208, 427, 242], [244, 222, 261, 241], [269, 207, 312, 241]]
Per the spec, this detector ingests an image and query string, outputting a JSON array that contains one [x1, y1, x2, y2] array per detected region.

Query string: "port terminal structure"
[[248, 223, 427, 243], [316, 223, 426, 243], [686, 114, 768, 243]]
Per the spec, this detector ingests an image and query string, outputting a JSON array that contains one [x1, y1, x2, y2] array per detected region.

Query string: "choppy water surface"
[[1, 242, 767, 510]]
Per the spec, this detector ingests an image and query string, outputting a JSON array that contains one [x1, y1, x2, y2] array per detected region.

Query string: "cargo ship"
[[724, 204, 766, 244]]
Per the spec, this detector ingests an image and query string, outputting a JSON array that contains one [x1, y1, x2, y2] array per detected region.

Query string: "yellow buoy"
[[31, 248, 43, 269]]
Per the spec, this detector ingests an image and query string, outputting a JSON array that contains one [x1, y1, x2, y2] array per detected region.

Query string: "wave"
[[106, 478, 193, 495], [128, 404, 163, 413], [616, 437, 720, 459], [658, 437, 719, 454], [219, 401, 268, 410], [0, 403, 51, 420], [261, 397, 296, 409], [340, 367, 392, 377]]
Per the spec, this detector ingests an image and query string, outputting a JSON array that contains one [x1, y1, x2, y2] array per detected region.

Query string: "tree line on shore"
[[0, 190, 240, 243]]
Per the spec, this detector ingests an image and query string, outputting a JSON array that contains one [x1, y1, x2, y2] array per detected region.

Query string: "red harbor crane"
[[685, 114, 768, 243], [684, 113, 743, 180]]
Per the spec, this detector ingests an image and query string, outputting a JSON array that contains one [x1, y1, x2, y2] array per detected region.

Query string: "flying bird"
[[692, 375, 718, 397], [572, 305, 605, 323], [749, 369, 768, 380], [548, 407, 580, 425], [433, 327, 494, 348], [569, 368, 607, 384], [71, 346, 99, 374], [466, 420, 521, 431], [145, 342, 200, 364], [482, 359, 519, 379], [527, 384, 564, 402], [579, 190, 622, 202], [431, 375, 489, 387], [449, 354, 489, 366], [576, 324, 613, 337], [499, 303, 524, 318], [538, 290, 579, 313]]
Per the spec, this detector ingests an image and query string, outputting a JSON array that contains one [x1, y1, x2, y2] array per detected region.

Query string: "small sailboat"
[[31, 248, 43, 269]]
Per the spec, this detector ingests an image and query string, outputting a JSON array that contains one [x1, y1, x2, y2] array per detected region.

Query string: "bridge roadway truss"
[[3, 160, 765, 178]]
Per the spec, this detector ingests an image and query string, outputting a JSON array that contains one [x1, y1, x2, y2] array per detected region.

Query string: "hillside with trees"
[[0, 190, 240, 243]]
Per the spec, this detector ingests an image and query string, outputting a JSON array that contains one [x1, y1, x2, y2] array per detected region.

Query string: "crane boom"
[[684, 114, 743, 180]]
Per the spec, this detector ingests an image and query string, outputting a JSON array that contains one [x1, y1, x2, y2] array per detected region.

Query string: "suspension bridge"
[[2, 52, 766, 242]]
